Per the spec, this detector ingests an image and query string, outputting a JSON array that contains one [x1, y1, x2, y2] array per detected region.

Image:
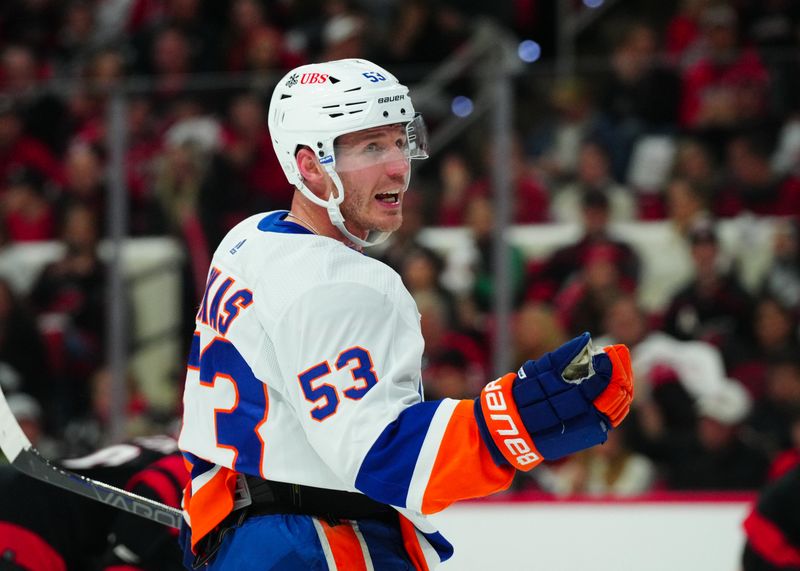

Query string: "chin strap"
[[326, 201, 390, 249], [293, 167, 395, 249]]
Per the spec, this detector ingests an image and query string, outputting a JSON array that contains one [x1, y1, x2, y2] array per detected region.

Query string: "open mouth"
[[375, 192, 400, 204]]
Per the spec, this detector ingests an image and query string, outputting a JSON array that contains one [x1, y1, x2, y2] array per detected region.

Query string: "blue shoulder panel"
[[257, 211, 314, 235]]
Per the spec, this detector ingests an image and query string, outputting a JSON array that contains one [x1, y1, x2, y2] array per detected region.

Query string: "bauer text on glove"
[[474, 332, 634, 471]]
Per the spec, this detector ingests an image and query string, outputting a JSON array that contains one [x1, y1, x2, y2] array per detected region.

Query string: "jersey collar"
[[257, 211, 315, 235]]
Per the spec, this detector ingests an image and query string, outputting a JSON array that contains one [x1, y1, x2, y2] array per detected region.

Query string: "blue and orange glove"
[[474, 332, 633, 471]]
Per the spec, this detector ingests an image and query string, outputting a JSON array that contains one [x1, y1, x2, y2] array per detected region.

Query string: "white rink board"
[[431, 500, 751, 571]]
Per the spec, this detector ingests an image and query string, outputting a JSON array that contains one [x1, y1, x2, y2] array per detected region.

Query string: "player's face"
[[334, 124, 411, 236]]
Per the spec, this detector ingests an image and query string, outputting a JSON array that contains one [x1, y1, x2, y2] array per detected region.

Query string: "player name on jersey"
[[196, 267, 253, 336]]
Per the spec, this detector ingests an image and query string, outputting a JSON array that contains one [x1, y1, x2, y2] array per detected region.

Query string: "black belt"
[[193, 477, 395, 568], [242, 476, 395, 524]]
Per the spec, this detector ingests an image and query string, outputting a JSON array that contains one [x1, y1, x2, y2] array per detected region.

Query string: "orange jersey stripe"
[[186, 466, 238, 551], [421, 400, 514, 514], [318, 520, 368, 571], [399, 515, 430, 571]]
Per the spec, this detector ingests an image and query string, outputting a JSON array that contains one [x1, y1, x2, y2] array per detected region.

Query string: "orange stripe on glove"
[[597, 345, 634, 427], [478, 374, 545, 472]]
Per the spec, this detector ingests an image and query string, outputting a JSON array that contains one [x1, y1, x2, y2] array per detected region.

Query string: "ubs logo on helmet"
[[285, 72, 329, 87], [300, 73, 329, 84], [378, 95, 404, 104]]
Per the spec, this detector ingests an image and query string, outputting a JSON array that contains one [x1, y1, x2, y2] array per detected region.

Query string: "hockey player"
[[742, 464, 800, 571], [178, 58, 634, 570], [0, 435, 187, 570]]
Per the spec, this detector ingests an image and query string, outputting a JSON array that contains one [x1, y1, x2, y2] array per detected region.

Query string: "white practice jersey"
[[179, 211, 514, 566]]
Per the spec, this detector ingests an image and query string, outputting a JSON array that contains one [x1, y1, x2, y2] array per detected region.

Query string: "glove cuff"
[[476, 373, 544, 472]]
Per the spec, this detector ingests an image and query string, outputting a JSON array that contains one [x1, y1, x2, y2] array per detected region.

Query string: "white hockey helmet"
[[268, 58, 428, 247]]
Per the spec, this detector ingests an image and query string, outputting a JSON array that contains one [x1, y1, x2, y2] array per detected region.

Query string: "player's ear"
[[296, 147, 326, 189]]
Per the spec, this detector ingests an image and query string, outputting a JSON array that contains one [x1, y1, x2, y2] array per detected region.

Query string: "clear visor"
[[332, 113, 429, 173]]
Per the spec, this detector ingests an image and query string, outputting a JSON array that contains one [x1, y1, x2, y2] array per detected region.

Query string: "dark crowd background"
[[0, 0, 799, 498]]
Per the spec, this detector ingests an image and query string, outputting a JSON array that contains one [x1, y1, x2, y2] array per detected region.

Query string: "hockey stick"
[[0, 383, 182, 529]]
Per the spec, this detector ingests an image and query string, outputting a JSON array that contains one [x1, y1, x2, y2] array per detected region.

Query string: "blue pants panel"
[[195, 514, 414, 570]]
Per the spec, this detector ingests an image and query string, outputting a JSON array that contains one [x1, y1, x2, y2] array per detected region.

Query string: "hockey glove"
[[475, 332, 633, 471]]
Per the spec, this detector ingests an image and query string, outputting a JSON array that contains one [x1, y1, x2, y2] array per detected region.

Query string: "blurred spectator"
[[662, 217, 754, 349], [199, 92, 289, 251], [679, 3, 770, 130], [57, 143, 106, 226], [600, 22, 680, 131], [155, 118, 220, 309], [602, 295, 743, 405], [219, 92, 288, 213], [385, 0, 468, 70], [527, 77, 619, 185], [715, 132, 800, 217], [244, 26, 295, 95], [554, 243, 632, 337], [322, 13, 367, 61], [436, 151, 474, 226], [417, 291, 486, 400], [130, 0, 217, 76], [671, 137, 720, 200], [0, 0, 62, 59], [664, 0, 708, 67], [598, 22, 680, 177], [0, 44, 68, 153], [0, 278, 49, 413], [746, 353, 800, 457], [29, 204, 107, 425], [744, 0, 800, 117], [223, 0, 270, 72], [146, 26, 198, 117], [599, 294, 757, 476], [512, 301, 567, 364], [1, 168, 56, 242], [760, 217, 800, 310], [125, 96, 165, 235], [438, 135, 549, 226], [155, 139, 209, 234], [534, 426, 656, 497], [52, 0, 98, 80], [665, 177, 712, 238], [529, 189, 640, 302], [61, 366, 155, 455], [727, 295, 800, 399], [63, 48, 128, 153], [664, 381, 768, 490], [399, 245, 455, 322], [550, 139, 634, 224], [442, 196, 527, 316], [0, 97, 65, 188]]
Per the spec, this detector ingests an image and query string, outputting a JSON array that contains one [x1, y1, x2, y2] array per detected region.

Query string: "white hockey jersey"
[[178, 211, 513, 567]]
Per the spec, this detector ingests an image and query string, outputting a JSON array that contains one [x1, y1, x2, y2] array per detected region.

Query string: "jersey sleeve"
[[272, 281, 513, 514]]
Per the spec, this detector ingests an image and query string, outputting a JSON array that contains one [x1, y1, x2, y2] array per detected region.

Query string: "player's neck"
[[287, 201, 364, 251]]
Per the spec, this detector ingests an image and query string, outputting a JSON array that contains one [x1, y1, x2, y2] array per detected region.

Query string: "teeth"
[[376, 193, 399, 203]]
